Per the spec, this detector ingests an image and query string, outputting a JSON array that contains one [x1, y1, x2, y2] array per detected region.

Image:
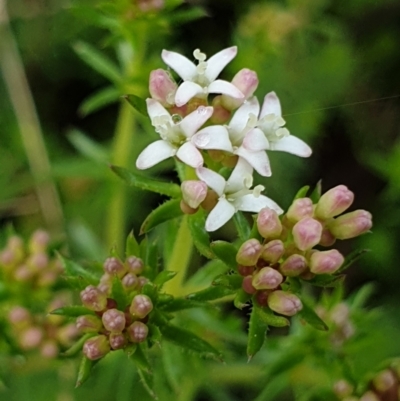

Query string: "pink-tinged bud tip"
[[127, 321, 149, 343], [257, 207, 282, 239], [267, 291, 303, 316], [149, 69, 177, 106], [181, 181, 208, 209], [76, 315, 103, 333], [80, 285, 108, 311], [252, 267, 283, 290], [129, 294, 153, 319], [109, 333, 127, 350], [102, 308, 126, 333], [315, 185, 354, 220], [83, 335, 110, 360], [328, 210, 373, 240], [103, 257, 127, 278], [286, 198, 314, 223], [309, 249, 344, 274], [280, 254, 307, 277], [261, 240, 285, 263], [292, 217, 323, 251], [122, 273, 139, 290], [236, 239, 262, 266], [125, 256, 144, 275]]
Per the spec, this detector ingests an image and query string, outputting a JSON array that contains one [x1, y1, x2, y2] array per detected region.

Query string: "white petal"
[[146, 99, 170, 121], [192, 126, 233, 152], [180, 106, 213, 138], [260, 91, 282, 118], [205, 46, 238, 82], [208, 80, 244, 99], [205, 198, 236, 232], [270, 135, 312, 157], [175, 81, 203, 107], [242, 128, 269, 151], [229, 97, 260, 139], [235, 148, 271, 177], [225, 157, 253, 193], [176, 142, 204, 168], [233, 194, 283, 215], [161, 49, 197, 81], [136, 140, 176, 169], [195, 167, 226, 196]]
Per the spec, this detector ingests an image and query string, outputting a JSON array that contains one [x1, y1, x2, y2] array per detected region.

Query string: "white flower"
[[162, 47, 244, 107], [136, 99, 213, 169], [196, 158, 283, 232]]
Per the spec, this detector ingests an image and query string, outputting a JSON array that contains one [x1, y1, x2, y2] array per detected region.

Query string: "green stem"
[[163, 215, 193, 296]]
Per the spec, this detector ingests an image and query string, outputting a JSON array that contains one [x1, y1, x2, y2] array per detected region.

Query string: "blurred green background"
[[1, 0, 400, 399]]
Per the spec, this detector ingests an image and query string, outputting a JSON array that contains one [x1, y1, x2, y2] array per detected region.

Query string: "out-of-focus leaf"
[[73, 41, 122, 83], [58, 254, 100, 285], [247, 303, 268, 360], [233, 212, 251, 240], [350, 282, 375, 310], [138, 368, 156, 399], [293, 185, 310, 200], [123, 94, 147, 116], [75, 356, 97, 387], [211, 240, 238, 269], [111, 275, 128, 310], [186, 286, 235, 302], [125, 231, 141, 257], [68, 129, 109, 163], [166, 6, 207, 24], [50, 306, 95, 317], [185, 259, 228, 288], [153, 270, 177, 287], [337, 248, 370, 273], [212, 273, 242, 290], [298, 297, 328, 331], [308, 274, 345, 288], [62, 333, 95, 357], [158, 297, 212, 312], [110, 165, 181, 197], [79, 86, 120, 116], [188, 211, 215, 259], [140, 199, 183, 234], [161, 324, 222, 359]]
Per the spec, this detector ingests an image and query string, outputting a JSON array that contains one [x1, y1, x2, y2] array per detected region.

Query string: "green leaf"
[[234, 212, 251, 240], [50, 306, 96, 317], [125, 230, 141, 257], [143, 238, 159, 280], [249, 216, 263, 241], [293, 185, 310, 200], [158, 297, 212, 312], [62, 333, 96, 357], [188, 211, 215, 259], [307, 274, 345, 288], [129, 343, 151, 372], [75, 356, 97, 387], [234, 289, 251, 310], [186, 286, 235, 302], [140, 199, 183, 234], [123, 94, 147, 116], [309, 180, 322, 203], [79, 86, 120, 116], [141, 282, 158, 304], [68, 129, 109, 163], [166, 6, 207, 24], [59, 254, 100, 285], [337, 248, 370, 274], [73, 41, 122, 83], [298, 297, 328, 331], [110, 165, 181, 197], [185, 259, 229, 288], [153, 270, 177, 287], [256, 306, 290, 328], [212, 273, 242, 290], [211, 240, 238, 269], [247, 303, 268, 360], [161, 324, 222, 359], [111, 276, 128, 310], [138, 368, 156, 399]]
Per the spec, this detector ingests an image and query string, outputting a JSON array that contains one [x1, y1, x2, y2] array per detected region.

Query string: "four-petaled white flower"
[[162, 47, 244, 107], [196, 158, 283, 232], [136, 99, 213, 169]]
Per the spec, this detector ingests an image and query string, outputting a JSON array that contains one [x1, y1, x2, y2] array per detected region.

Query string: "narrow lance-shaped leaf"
[[211, 241, 238, 270], [138, 368, 157, 399], [247, 303, 268, 361], [257, 306, 290, 328], [309, 180, 322, 203], [158, 297, 214, 313], [68, 129, 109, 163], [234, 212, 251, 241], [186, 286, 235, 302], [212, 274, 243, 290], [75, 356, 97, 387], [153, 270, 177, 287], [293, 185, 310, 200], [337, 248, 370, 274], [308, 274, 345, 288], [234, 289, 252, 310], [58, 254, 100, 285], [124, 94, 148, 116], [140, 199, 183, 234], [129, 343, 151, 372], [297, 297, 328, 331], [50, 306, 96, 317], [143, 238, 159, 280], [110, 165, 181, 198], [79, 86, 120, 116], [62, 333, 96, 357], [188, 211, 215, 259], [111, 276, 128, 310], [125, 231, 141, 257]]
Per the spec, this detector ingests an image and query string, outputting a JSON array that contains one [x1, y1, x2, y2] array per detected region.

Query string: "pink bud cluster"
[[0, 230, 62, 289], [78, 255, 153, 360]]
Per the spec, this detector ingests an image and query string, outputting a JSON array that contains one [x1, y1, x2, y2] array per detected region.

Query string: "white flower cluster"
[[136, 47, 312, 232]]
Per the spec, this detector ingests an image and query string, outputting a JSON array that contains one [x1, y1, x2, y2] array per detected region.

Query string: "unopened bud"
[[267, 291, 303, 316], [149, 69, 177, 106], [103, 257, 127, 277], [261, 240, 285, 263], [19, 327, 43, 350], [122, 273, 139, 290], [319, 227, 336, 247], [328, 210, 373, 240], [109, 333, 127, 350], [292, 217, 323, 251], [333, 379, 354, 398], [8, 306, 31, 327], [76, 315, 102, 333], [372, 369, 397, 392], [201, 189, 218, 212], [14, 265, 34, 282], [359, 391, 380, 401], [242, 275, 257, 294], [125, 256, 144, 275], [130, 294, 153, 319], [309, 249, 344, 274], [181, 180, 208, 209], [138, 276, 149, 289], [102, 308, 126, 333], [280, 254, 307, 277], [286, 198, 314, 223], [330, 303, 350, 327], [236, 239, 262, 266], [57, 324, 79, 346], [28, 252, 49, 271], [40, 340, 59, 359], [80, 285, 107, 311], [29, 230, 50, 253], [315, 185, 354, 220], [83, 335, 110, 360], [257, 207, 282, 239], [252, 267, 283, 290], [210, 96, 231, 124], [127, 321, 148, 343]]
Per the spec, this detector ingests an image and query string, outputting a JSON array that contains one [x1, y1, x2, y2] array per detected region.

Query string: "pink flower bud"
[[138, 276, 149, 289], [83, 335, 110, 360], [210, 96, 231, 124], [181, 181, 208, 209], [8, 306, 31, 327], [257, 208, 282, 239], [57, 323, 79, 346], [122, 273, 139, 290], [125, 256, 144, 275], [236, 239, 262, 266], [372, 369, 397, 392], [14, 265, 34, 282], [129, 294, 153, 319], [76, 315, 102, 333], [280, 254, 307, 277], [28, 252, 49, 271], [286, 198, 314, 223], [40, 340, 59, 359], [80, 285, 107, 311], [330, 303, 350, 327], [29, 229, 50, 253], [261, 240, 285, 263], [267, 291, 303, 316], [328, 210, 372, 240], [149, 69, 177, 106], [103, 257, 127, 278], [19, 327, 44, 350], [319, 227, 336, 247], [333, 380, 354, 398], [127, 321, 148, 343], [315, 185, 354, 220], [252, 267, 283, 290], [292, 217, 323, 251], [359, 391, 380, 401], [102, 309, 126, 333], [242, 275, 257, 294], [309, 249, 344, 274], [109, 333, 127, 350]]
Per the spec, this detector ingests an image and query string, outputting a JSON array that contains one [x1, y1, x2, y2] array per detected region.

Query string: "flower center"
[[193, 49, 210, 87], [258, 113, 290, 142], [153, 114, 185, 146]]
